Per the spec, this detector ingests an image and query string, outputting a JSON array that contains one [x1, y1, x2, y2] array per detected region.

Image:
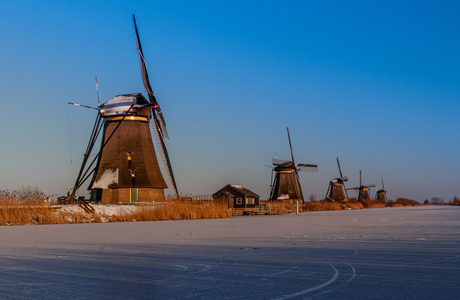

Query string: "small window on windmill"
[[127, 152, 132, 161], [130, 170, 135, 178], [236, 197, 242, 205]]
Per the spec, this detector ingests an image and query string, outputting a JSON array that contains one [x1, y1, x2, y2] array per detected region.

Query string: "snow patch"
[[92, 169, 118, 189], [278, 194, 289, 200], [58, 204, 155, 222]]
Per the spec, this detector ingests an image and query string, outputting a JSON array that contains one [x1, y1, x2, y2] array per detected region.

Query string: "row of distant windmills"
[[67, 16, 387, 205], [268, 128, 388, 204]]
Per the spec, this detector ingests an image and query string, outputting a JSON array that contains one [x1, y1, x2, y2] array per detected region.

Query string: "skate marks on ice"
[[147, 246, 358, 299]]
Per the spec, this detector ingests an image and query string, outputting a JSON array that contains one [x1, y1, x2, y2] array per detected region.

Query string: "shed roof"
[[213, 184, 259, 198]]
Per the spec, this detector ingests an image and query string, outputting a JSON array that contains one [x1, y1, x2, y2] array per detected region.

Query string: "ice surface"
[[0, 206, 459, 299]]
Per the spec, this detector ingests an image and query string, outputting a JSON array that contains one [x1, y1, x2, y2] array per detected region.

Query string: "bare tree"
[[431, 197, 444, 204]]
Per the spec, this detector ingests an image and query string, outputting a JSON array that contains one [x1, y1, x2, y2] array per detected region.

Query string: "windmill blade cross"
[[68, 102, 99, 110], [297, 163, 318, 172], [346, 187, 359, 191]]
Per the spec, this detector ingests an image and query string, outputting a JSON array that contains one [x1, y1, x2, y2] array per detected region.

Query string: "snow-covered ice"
[[0, 206, 459, 299], [59, 203, 142, 222]]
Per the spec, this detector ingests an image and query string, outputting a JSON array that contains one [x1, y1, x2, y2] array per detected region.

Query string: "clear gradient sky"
[[1, 0, 459, 201]]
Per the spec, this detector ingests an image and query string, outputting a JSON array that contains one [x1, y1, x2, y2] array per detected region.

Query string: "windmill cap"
[[99, 93, 149, 117]]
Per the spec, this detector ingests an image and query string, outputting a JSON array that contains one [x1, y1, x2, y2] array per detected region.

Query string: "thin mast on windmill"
[[68, 15, 179, 203], [269, 127, 318, 203]]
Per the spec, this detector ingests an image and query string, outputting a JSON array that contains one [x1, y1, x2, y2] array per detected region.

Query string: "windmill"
[[375, 178, 388, 203], [324, 157, 349, 203], [346, 170, 375, 202], [69, 15, 179, 203], [269, 128, 318, 203]]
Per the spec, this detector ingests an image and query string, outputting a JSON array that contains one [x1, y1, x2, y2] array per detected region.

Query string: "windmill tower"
[[375, 178, 388, 203], [269, 128, 318, 203], [347, 170, 375, 202], [324, 157, 349, 202], [71, 15, 179, 203]]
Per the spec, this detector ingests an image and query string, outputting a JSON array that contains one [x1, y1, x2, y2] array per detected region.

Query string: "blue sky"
[[0, 0, 459, 201]]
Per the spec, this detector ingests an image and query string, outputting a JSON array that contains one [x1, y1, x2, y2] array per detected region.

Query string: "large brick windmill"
[[269, 128, 318, 203], [70, 15, 179, 203]]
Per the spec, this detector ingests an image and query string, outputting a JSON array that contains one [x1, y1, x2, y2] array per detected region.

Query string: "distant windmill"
[[269, 128, 318, 203], [375, 178, 388, 203], [346, 170, 375, 202], [69, 15, 179, 203], [324, 157, 349, 203]]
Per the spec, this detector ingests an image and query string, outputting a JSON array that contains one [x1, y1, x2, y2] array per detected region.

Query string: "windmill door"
[[130, 188, 138, 203]]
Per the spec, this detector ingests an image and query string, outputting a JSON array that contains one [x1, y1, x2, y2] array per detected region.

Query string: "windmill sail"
[[133, 15, 179, 198], [152, 118, 179, 198], [133, 14, 169, 139]]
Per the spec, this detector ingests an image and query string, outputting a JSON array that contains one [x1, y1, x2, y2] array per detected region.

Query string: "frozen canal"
[[0, 206, 459, 299]]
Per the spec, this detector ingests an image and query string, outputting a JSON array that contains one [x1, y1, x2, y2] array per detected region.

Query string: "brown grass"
[[0, 188, 61, 225], [110, 199, 231, 222], [0, 187, 430, 226], [0, 188, 103, 225], [303, 201, 343, 211], [388, 198, 422, 207], [260, 201, 296, 214], [0, 188, 231, 225], [361, 199, 386, 208], [346, 201, 364, 209], [0, 200, 62, 225]]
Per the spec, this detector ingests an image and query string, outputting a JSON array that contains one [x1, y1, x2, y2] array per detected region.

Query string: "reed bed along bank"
[[0, 188, 231, 225], [261, 197, 423, 214], [0, 187, 431, 226], [0, 188, 99, 225], [109, 200, 231, 222]]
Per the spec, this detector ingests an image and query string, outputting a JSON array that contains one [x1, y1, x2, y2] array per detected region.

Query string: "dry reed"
[[0, 187, 429, 226], [361, 199, 386, 208], [260, 201, 296, 214], [110, 199, 231, 222], [0, 187, 61, 225], [303, 201, 343, 211]]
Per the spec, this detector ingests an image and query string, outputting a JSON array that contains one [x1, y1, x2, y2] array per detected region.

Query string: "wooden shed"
[[213, 184, 260, 209]]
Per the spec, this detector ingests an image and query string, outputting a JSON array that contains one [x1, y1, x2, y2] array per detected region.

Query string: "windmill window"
[[236, 197, 242, 205], [130, 170, 135, 177], [127, 152, 132, 160]]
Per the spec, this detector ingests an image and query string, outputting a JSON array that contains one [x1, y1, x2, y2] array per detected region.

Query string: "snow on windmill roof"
[[99, 93, 149, 116]]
